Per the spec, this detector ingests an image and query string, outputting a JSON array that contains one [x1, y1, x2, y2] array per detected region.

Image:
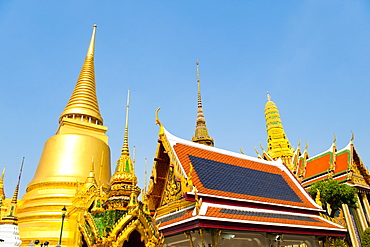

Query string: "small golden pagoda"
[[0, 159, 24, 246], [263, 92, 294, 169], [17, 25, 111, 246], [72, 90, 162, 246], [191, 61, 214, 147]]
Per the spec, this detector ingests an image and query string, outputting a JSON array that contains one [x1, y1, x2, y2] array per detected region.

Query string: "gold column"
[[355, 194, 368, 231], [361, 193, 370, 225], [342, 204, 360, 247]]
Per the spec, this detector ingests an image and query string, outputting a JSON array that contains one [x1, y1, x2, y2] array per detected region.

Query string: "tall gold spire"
[[3, 158, 24, 222], [264, 92, 294, 167], [121, 89, 130, 157], [191, 61, 214, 147], [109, 89, 138, 197], [0, 167, 5, 202], [59, 24, 103, 125]]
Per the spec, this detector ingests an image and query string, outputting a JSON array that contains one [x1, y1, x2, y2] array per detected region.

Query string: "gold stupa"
[[17, 25, 111, 246]]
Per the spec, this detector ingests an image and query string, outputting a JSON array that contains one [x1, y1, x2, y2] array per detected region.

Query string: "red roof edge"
[[184, 193, 322, 215], [161, 219, 346, 238]]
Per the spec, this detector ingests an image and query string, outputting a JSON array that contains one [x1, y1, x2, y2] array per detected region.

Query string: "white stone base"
[[0, 224, 22, 247]]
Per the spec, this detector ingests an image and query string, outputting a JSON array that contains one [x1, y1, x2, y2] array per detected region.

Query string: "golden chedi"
[[17, 25, 111, 246]]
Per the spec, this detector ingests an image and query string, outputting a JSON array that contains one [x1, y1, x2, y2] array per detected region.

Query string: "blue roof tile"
[[189, 155, 303, 203]]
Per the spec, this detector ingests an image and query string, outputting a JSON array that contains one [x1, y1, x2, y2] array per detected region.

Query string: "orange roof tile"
[[157, 206, 345, 231], [206, 207, 344, 230], [304, 153, 331, 179], [335, 151, 350, 174]]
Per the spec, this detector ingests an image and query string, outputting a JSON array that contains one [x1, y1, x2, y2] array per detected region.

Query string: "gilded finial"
[[305, 140, 309, 150], [351, 131, 355, 142], [59, 24, 103, 125], [333, 133, 337, 143], [260, 142, 265, 152], [298, 138, 301, 148], [266, 91, 271, 101], [121, 89, 130, 156], [155, 107, 162, 126], [240, 147, 245, 155], [196, 60, 201, 95], [254, 147, 262, 159], [192, 61, 214, 147], [87, 25, 97, 56], [196, 60, 203, 110]]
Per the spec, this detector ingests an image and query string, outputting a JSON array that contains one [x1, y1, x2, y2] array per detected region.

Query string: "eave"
[[160, 218, 346, 238]]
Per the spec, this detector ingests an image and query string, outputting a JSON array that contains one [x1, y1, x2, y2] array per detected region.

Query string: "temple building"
[[259, 94, 370, 246], [145, 63, 346, 247]]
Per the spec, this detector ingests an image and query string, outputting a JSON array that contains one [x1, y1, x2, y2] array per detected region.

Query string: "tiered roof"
[[149, 126, 346, 237], [300, 140, 370, 190]]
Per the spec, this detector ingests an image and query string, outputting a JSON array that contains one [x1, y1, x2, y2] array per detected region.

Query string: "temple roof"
[[149, 126, 346, 237], [301, 141, 370, 189], [165, 128, 318, 209]]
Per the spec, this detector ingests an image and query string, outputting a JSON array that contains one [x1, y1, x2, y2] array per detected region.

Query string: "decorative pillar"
[[355, 194, 368, 231], [342, 204, 360, 247], [361, 193, 370, 225]]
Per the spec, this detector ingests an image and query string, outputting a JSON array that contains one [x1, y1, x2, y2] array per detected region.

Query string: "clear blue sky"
[[0, 1, 369, 198]]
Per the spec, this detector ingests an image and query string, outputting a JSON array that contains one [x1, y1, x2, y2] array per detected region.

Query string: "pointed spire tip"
[[59, 25, 103, 124], [266, 91, 271, 101]]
